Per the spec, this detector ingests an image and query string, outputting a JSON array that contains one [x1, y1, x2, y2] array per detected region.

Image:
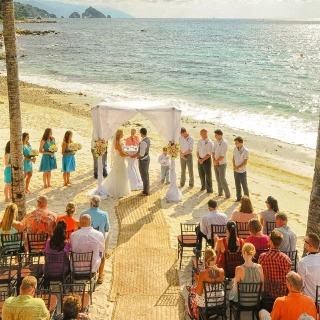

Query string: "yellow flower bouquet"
[[48, 144, 58, 153], [93, 139, 107, 157], [167, 141, 180, 158], [29, 149, 39, 157], [68, 142, 82, 151]]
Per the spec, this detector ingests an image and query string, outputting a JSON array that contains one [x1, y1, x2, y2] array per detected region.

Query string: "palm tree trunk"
[[306, 116, 320, 236], [2, 0, 26, 220]]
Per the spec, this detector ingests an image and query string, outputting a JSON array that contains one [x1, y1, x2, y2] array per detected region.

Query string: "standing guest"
[[197, 128, 214, 193], [91, 137, 108, 179], [55, 295, 91, 320], [0, 203, 23, 238], [3, 141, 12, 202], [259, 271, 317, 320], [194, 200, 227, 253], [21, 195, 57, 236], [22, 132, 36, 194], [70, 214, 105, 279], [297, 233, 320, 301], [258, 230, 291, 298], [212, 129, 231, 198], [246, 219, 269, 250], [158, 147, 170, 184], [229, 243, 264, 304], [125, 128, 140, 146], [39, 128, 57, 188], [131, 128, 151, 196], [232, 136, 249, 201], [260, 196, 279, 235], [81, 196, 110, 284], [2, 276, 49, 320], [274, 212, 297, 252], [230, 196, 258, 222], [179, 127, 194, 188], [56, 202, 79, 238], [61, 130, 76, 187], [215, 220, 245, 268]]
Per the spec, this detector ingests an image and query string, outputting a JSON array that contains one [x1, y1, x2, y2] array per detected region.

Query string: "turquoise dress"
[[4, 154, 11, 184], [39, 140, 57, 172], [62, 147, 75, 173], [23, 144, 33, 173]]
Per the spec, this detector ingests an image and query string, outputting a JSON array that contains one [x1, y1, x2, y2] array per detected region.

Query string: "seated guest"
[[21, 195, 57, 236], [70, 214, 105, 274], [188, 248, 225, 320], [2, 276, 49, 320], [274, 212, 297, 252], [297, 232, 320, 301], [55, 295, 91, 320], [56, 202, 79, 238], [246, 219, 269, 250], [125, 128, 140, 146], [259, 271, 317, 320], [260, 196, 279, 235], [258, 230, 291, 298], [194, 199, 227, 253], [230, 196, 258, 222], [43, 221, 70, 274], [215, 220, 244, 268], [0, 203, 23, 239], [229, 243, 264, 305]]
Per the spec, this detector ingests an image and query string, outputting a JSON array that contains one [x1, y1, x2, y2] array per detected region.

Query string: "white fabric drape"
[[91, 99, 183, 202]]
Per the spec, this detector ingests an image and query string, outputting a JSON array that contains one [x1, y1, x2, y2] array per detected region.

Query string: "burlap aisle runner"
[[109, 192, 185, 320]]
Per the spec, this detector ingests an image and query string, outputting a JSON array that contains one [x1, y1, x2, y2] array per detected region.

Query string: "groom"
[[131, 128, 150, 196]]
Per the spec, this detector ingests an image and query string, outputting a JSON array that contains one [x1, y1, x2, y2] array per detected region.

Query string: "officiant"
[[126, 129, 140, 146]]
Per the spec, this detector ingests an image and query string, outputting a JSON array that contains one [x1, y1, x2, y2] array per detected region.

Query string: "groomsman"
[[212, 129, 231, 199], [197, 129, 214, 193], [233, 136, 249, 201], [179, 127, 194, 188]]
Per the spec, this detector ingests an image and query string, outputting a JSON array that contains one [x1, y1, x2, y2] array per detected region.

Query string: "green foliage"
[[13, 2, 51, 19], [82, 7, 106, 18]]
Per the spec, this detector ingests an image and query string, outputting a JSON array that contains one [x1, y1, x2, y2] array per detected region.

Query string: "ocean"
[[4, 19, 320, 148]]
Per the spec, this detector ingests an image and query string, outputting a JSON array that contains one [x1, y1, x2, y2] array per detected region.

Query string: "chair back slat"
[[238, 282, 262, 307], [210, 225, 226, 240], [253, 249, 269, 263], [235, 222, 250, 240], [281, 250, 297, 271], [27, 233, 48, 254], [203, 281, 226, 307], [266, 222, 276, 235], [180, 223, 198, 240], [0, 233, 24, 256], [70, 251, 93, 275], [18, 252, 42, 280], [224, 251, 243, 279], [0, 254, 15, 283], [44, 252, 70, 278], [59, 283, 89, 313]]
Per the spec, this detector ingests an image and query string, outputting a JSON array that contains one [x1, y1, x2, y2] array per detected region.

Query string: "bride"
[[102, 129, 131, 198]]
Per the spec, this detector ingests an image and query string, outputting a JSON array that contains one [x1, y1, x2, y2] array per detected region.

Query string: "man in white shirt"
[[194, 199, 227, 252], [178, 127, 194, 188], [70, 214, 105, 275], [274, 212, 297, 252], [197, 128, 214, 193], [297, 233, 320, 301], [212, 129, 231, 199], [232, 136, 249, 201]]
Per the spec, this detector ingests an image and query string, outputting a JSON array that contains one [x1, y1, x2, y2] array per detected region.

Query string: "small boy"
[[158, 147, 170, 184]]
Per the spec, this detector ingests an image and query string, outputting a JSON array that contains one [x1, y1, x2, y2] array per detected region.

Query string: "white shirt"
[[233, 145, 249, 173], [158, 154, 170, 167], [178, 135, 194, 154], [139, 138, 147, 157], [297, 252, 320, 301], [212, 138, 228, 165], [200, 210, 228, 239], [197, 138, 214, 158], [70, 227, 105, 272]]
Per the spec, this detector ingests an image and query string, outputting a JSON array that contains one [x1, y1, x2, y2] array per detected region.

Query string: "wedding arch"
[[91, 99, 183, 202]]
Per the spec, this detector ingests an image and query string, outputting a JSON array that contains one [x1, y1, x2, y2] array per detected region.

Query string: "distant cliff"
[[82, 7, 106, 18], [69, 11, 80, 18]]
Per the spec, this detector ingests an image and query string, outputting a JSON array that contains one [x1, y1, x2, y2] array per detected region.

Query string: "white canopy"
[[91, 100, 182, 143]]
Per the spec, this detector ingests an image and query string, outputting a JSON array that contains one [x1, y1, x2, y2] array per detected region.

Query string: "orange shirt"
[[56, 216, 77, 231], [125, 136, 140, 146], [270, 292, 317, 320]]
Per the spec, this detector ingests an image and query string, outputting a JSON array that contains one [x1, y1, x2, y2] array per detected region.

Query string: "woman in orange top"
[[56, 202, 79, 239]]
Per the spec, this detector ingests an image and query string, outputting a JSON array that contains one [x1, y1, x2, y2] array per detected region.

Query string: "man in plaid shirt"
[[258, 230, 292, 299]]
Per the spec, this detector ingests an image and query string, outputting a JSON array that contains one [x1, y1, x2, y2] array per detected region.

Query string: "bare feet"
[[5, 198, 11, 202], [44, 185, 48, 189]]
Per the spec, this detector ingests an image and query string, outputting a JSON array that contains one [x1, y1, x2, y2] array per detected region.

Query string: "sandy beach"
[[0, 76, 315, 319]]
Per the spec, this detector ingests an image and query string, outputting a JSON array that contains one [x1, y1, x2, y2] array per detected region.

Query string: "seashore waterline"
[[2, 18, 319, 148]]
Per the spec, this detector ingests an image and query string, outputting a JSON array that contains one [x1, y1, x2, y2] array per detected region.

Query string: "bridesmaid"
[[39, 128, 57, 188], [3, 141, 12, 202], [22, 132, 35, 194], [61, 131, 75, 187]]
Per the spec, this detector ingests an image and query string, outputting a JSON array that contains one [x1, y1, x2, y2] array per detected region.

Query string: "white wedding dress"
[[102, 146, 131, 198]]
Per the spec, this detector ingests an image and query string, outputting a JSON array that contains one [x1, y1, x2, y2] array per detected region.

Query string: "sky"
[[44, 0, 320, 19]]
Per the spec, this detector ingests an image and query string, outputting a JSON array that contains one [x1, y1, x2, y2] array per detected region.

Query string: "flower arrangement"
[[167, 141, 180, 158], [68, 142, 82, 151], [29, 149, 39, 157], [48, 144, 58, 153], [93, 139, 107, 157]]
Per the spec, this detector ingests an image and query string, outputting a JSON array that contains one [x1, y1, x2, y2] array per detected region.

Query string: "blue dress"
[[39, 140, 57, 172], [62, 147, 75, 173], [23, 144, 33, 173], [4, 154, 11, 184]]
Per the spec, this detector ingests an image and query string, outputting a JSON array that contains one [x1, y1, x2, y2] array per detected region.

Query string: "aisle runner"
[[109, 192, 185, 320]]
